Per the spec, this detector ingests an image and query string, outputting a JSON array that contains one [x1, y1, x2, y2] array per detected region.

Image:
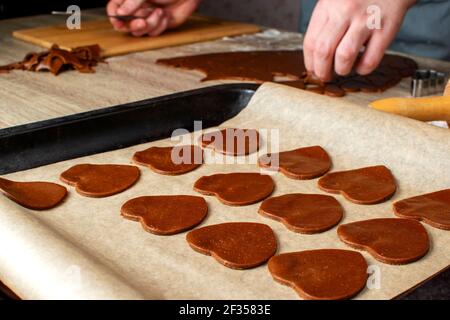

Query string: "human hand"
[[107, 0, 201, 37], [303, 0, 416, 81]]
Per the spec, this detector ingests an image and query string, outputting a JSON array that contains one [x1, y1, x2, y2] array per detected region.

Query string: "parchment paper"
[[1, 83, 450, 300]]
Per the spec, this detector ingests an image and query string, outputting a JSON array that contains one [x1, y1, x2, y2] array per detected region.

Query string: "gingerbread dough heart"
[[268, 249, 368, 300], [60, 164, 140, 197], [337, 218, 429, 265], [121, 195, 208, 235], [259, 193, 343, 234], [258, 146, 331, 179], [199, 128, 260, 156], [186, 222, 277, 269], [193, 173, 274, 206], [318, 165, 396, 204], [0, 177, 67, 210], [393, 189, 450, 230], [133, 145, 203, 175]]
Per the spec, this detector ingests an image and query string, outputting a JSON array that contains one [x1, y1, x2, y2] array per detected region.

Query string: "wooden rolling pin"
[[370, 80, 450, 122]]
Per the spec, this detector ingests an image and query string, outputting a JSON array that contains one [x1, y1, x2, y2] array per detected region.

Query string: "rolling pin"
[[370, 80, 450, 122]]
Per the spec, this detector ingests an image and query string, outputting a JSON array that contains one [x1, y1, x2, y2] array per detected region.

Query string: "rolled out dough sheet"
[[1, 83, 450, 299]]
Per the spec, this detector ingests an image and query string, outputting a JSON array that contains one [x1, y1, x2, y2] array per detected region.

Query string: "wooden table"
[[1, 9, 450, 299], [2, 9, 450, 130]]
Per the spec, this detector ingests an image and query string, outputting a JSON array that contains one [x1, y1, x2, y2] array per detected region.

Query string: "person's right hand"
[[303, 0, 416, 82], [107, 0, 201, 37]]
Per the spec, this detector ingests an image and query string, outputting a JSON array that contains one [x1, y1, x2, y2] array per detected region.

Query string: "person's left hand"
[[107, 0, 201, 37]]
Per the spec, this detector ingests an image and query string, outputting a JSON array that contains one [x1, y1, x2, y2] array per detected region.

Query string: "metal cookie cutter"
[[411, 69, 448, 97]]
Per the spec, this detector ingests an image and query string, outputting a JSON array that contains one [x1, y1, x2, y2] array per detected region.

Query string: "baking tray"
[[0, 83, 258, 175], [0, 83, 448, 300]]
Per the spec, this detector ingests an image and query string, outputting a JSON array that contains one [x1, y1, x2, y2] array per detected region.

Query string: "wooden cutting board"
[[12, 15, 261, 57]]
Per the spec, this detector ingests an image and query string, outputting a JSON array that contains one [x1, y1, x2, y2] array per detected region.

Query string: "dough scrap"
[[0, 45, 103, 75]]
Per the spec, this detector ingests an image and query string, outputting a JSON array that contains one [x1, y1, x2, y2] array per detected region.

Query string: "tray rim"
[[0, 83, 260, 138]]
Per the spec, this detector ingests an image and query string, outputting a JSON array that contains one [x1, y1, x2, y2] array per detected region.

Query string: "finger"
[[145, 8, 165, 32], [334, 19, 371, 76], [356, 21, 400, 75], [134, 6, 156, 17], [129, 8, 164, 36], [117, 0, 146, 15], [129, 18, 148, 37], [312, 18, 350, 81], [303, 3, 328, 73], [149, 15, 169, 36], [107, 0, 129, 31], [165, 0, 202, 28]]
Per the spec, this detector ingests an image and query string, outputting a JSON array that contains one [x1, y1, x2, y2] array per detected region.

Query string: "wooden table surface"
[[1, 9, 450, 130]]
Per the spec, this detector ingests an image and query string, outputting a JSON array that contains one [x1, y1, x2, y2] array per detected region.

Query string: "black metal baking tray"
[[0, 83, 448, 300], [0, 83, 259, 175]]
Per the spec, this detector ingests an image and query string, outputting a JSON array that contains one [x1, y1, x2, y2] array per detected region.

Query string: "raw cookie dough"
[[0, 45, 103, 75], [258, 146, 331, 179], [337, 218, 429, 265], [157, 50, 417, 97], [259, 193, 343, 234], [186, 222, 277, 269], [194, 172, 274, 206], [121, 195, 208, 235], [133, 145, 203, 175], [60, 164, 140, 198], [199, 128, 260, 156], [318, 165, 396, 204], [393, 189, 450, 230], [268, 249, 368, 300], [0, 177, 67, 210]]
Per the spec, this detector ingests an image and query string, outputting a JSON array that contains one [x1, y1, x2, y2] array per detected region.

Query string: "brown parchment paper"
[[1, 83, 450, 300]]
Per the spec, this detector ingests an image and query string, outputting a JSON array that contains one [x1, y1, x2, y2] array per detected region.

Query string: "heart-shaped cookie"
[[0, 177, 67, 210], [133, 145, 203, 175], [121, 195, 208, 235], [186, 222, 277, 269], [258, 146, 331, 179], [318, 165, 396, 204], [199, 128, 260, 156], [393, 189, 450, 230], [60, 164, 140, 197], [268, 249, 368, 300], [193, 172, 274, 206], [259, 193, 343, 234], [337, 218, 429, 264]]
